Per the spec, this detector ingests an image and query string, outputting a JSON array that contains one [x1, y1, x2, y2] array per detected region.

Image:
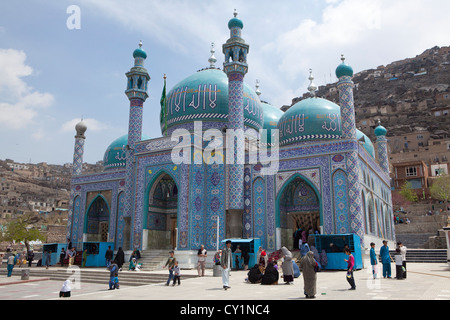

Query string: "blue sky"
[[0, 0, 449, 165]]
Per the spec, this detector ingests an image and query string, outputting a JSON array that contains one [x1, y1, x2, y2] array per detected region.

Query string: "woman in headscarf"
[[261, 261, 279, 285], [280, 246, 294, 284], [59, 280, 71, 298], [247, 264, 263, 284], [299, 251, 317, 298], [114, 247, 125, 271]]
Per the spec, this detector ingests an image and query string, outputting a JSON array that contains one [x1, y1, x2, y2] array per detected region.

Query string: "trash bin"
[[213, 264, 222, 277], [21, 269, 30, 280]]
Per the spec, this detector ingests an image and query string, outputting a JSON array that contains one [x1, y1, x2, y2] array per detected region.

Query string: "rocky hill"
[[289, 46, 450, 141]]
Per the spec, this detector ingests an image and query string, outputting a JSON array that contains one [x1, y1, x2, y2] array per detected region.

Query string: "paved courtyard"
[[0, 261, 449, 301]]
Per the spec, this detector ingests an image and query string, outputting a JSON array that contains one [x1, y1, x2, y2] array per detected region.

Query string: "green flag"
[[160, 75, 167, 136]]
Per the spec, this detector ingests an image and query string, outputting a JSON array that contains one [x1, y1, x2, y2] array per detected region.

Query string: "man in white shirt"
[[221, 240, 232, 290]]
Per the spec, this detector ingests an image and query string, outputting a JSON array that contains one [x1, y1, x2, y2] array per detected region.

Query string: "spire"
[[255, 79, 261, 97], [208, 42, 217, 68], [234, 8, 238, 17], [307, 69, 317, 97]]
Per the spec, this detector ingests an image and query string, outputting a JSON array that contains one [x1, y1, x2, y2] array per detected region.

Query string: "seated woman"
[[247, 264, 263, 284], [129, 257, 137, 271], [261, 261, 279, 285]]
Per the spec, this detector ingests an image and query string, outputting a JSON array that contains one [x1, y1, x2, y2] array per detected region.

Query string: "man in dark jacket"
[[27, 250, 35, 267], [221, 240, 232, 290], [105, 246, 114, 268]]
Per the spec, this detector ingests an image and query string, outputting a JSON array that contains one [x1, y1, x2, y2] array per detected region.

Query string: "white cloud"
[[60, 117, 110, 133], [0, 49, 54, 130]]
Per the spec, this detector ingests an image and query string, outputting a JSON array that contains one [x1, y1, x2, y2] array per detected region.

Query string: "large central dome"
[[161, 68, 264, 135]]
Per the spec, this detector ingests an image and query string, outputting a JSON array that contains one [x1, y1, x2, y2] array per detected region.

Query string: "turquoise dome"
[[374, 124, 387, 136], [133, 47, 147, 60], [261, 102, 284, 144], [103, 134, 150, 170], [356, 129, 375, 158], [228, 17, 244, 29], [161, 68, 264, 135], [277, 97, 342, 145], [336, 62, 353, 78]]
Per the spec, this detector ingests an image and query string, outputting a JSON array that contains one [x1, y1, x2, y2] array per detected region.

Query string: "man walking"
[[398, 241, 407, 279], [197, 245, 207, 277], [344, 248, 356, 290], [221, 240, 232, 290], [369, 242, 378, 279], [105, 245, 114, 268], [7, 254, 16, 277], [380, 240, 392, 278]]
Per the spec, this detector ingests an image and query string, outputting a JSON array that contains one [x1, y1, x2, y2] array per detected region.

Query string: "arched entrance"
[[85, 195, 110, 242], [276, 174, 321, 250], [145, 172, 178, 250]]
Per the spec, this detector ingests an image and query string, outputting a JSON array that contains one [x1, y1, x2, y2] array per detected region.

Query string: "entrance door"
[[170, 218, 177, 250]]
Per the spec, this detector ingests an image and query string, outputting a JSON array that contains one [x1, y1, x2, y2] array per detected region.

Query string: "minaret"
[[72, 119, 87, 176], [223, 10, 249, 237], [336, 55, 364, 242], [124, 41, 150, 249], [336, 55, 357, 139], [375, 120, 389, 176]]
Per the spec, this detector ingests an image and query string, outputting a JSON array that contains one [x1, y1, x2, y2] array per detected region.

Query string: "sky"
[[0, 0, 449, 165]]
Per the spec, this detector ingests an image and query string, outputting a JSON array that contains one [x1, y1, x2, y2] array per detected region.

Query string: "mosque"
[[67, 12, 395, 266]]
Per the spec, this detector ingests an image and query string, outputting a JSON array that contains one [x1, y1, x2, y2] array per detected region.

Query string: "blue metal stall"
[[82, 242, 114, 267], [310, 234, 362, 270], [42, 243, 67, 266], [221, 238, 261, 270]]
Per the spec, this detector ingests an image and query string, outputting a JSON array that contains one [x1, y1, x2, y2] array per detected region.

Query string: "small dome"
[[336, 55, 353, 78], [374, 124, 387, 137], [228, 17, 243, 29], [75, 120, 87, 135], [278, 97, 342, 146], [103, 134, 150, 170], [261, 102, 284, 144], [356, 129, 375, 158], [133, 47, 147, 60]]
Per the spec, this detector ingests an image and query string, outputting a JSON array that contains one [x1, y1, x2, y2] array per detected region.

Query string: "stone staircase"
[[136, 250, 171, 271], [0, 267, 198, 287], [386, 249, 447, 263]]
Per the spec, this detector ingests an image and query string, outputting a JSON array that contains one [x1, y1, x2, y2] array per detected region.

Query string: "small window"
[[406, 167, 417, 177]]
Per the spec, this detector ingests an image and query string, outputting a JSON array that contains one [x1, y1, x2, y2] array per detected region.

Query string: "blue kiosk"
[[310, 234, 363, 270], [42, 243, 67, 266], [221, 238, 261, 270], [82, 242, 114, 267]]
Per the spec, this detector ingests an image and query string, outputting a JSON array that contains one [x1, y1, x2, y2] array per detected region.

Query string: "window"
[[406, 167, 417, 177]]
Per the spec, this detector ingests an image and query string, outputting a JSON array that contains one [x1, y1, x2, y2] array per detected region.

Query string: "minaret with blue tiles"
[[336, 55, 364, 242], [375, 120, 390, 177], [222, 10, 249, 236], [124, 41, 150, 249], [72, 120, 87, 176]]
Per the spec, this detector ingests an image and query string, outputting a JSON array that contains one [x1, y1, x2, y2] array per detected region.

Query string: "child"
[[59, 280, 71, 298], [163, 251, 176, 286], [370, 242, 378, 279], [394, 248, 404, 280], [344, 248, 356, 290], [172, 261, 181, 286], [109, 273, 120, 290]]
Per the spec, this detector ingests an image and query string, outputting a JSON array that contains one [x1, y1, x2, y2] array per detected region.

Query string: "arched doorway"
[[85, 195, 110, 242], [277, 175, 321, 250], [145, 172, 178, 250]]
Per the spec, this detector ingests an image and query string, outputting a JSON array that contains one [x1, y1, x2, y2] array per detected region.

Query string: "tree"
[[430, 175, 450, 203], [0, 214, 46, 254], [399, 181, 419, 202]]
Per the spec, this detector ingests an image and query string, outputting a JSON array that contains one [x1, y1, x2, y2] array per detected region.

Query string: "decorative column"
[[336, 55, 364, 242], [375, 120, 390, 177], [72, 120, 87, 176], [124, 41, 150, 250], [223, 10, 249, 237]]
